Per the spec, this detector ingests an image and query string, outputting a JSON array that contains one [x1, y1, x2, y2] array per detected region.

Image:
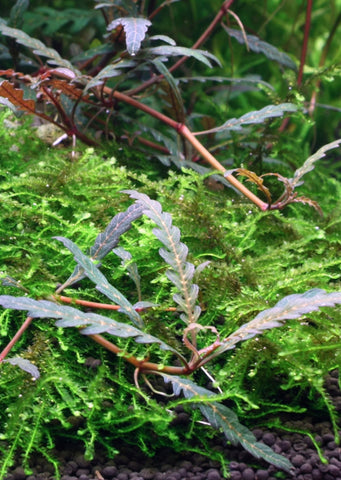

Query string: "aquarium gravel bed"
[[3, 371, 341, 480]]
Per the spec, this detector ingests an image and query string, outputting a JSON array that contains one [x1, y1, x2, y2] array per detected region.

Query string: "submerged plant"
[[1, 0, 340, 212], [1, 191, 341, 476]]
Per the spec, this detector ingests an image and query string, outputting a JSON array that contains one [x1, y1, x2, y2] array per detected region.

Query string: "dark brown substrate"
[[3, 372, 341, 480]]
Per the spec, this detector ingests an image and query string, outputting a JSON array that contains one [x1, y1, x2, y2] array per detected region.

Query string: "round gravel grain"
[[206, 469, 221, 480], [255, 469, 268, 480], [262, 433, 275, 446], [242, 468, 255, 480]]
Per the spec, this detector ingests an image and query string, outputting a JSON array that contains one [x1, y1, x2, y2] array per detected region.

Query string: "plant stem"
[[0, 316, 33, 362], [109, 88, 268, 210], [297, 0, 313, 86], [309, 10, 341, 115], [89, 333, 190, 374], [54, 294, 177, 312], [179, 124, 268, 210], [279, 0, 312, 132]]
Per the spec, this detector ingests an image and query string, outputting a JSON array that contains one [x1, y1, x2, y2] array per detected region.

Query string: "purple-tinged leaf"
[[0, 296, 180, 355], [223, 26, 297, 71], [107, 17, 152, 56], [54, 236, 144, 328], [90, 202, 143, 261], [217, 289, 341, 354], [4, 356, 40, 379], [290, 139, 341, 188], [1, 276, 28, 292], [0, 25, 81, 74], [144, 45, 221, 68], [123, 191, 200, 324], [60, 202, 143, 290], [132, 301, 158, 310], [84, 60, 136, 93], [196, 103, 298, 136], [161, 374, 294, 472]]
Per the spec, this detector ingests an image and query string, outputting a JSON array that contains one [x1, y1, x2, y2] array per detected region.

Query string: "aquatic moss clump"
[[0, 108, 341, 476]]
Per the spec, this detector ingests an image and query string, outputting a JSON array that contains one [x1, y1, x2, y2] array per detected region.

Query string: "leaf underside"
[[161, 374, 294, 473], [0, 296, 178, 354], [290, 138, 341, 188], [197, 103, 298, 136], [122, 190, 201, 324], [60, 202, 143, 290], [217, 288, 341, 355], [4, 357, 40, 379], [54, 236, 144, 328], [223, 26, 297, 71], [107, 17, 152, 56]]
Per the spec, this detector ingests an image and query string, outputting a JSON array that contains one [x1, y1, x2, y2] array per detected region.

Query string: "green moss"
[[1, 108, 341, 475]]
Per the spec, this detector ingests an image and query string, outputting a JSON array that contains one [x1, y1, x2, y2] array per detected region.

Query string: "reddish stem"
[[54, 294, 177, 312], [107, 87, 268, 210], [89, 333, 191, 374], [309, 10, 341, 115], [0, 316, 34, 363], [297, 0, 313, 86], [279, 0, 313, 132], [179, 124, 268, 210]]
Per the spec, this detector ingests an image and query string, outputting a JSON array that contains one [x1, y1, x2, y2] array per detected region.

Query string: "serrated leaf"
[[152, 58, 186, 123], [290, 139, 341, 188], [1, 276, 28, 292], [61, 202, 143, 289], [9, 0, 29, 29], [290, 196, 322, 215], [178, 74, 274, 91], [107, 17, 151, 56], [235, 168, 272, 204], [91, 203, 144, 261], [0, 95, 17, 112], [122, 191, 200, 324], [132, 301, 157, 310], [196, 103, 298, 136], [0, 296, 178, 355], [161, 374, 293, 472], [144, 46, 221, 68], [223, 26, 297, 71], [217, 289, 341, 354], [0, 25, 81, 74], [149, 35, 176, 45], [0, 80, 36, 114], [113, 247, 141, 301], [54, 236, 144, 328], [83, 60, 136, 93], [4, 356, 40, 379]]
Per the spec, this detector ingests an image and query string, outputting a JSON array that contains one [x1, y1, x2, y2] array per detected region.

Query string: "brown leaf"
[[291, 196, 323, 216], [0, 80, 36, 114], [48, 79, 85, 100], [235, 168, 272, 204], [159, 79, 186, 123]]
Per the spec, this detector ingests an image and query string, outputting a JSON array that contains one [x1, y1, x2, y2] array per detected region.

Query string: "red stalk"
[[0, 316, 34, 363], [108, 88, 268, 209]]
